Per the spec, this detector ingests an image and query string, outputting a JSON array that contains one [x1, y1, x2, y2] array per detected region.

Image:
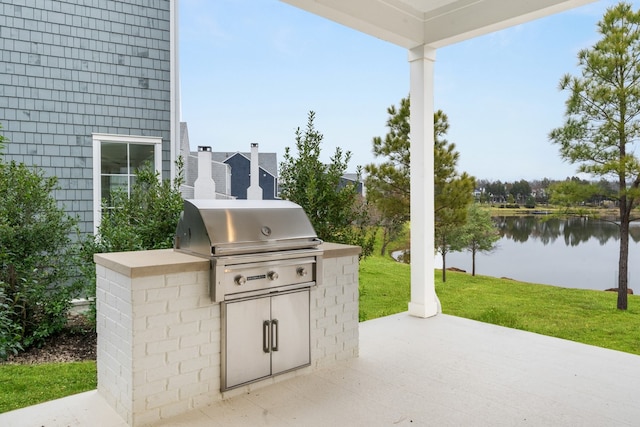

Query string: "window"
[[92, 133, 162, 233]]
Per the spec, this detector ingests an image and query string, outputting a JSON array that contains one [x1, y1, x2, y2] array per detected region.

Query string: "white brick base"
[[94, 243, 360, 426]]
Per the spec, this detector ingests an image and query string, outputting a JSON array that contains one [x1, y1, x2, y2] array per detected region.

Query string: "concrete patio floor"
[[2, 312, 640, 426]]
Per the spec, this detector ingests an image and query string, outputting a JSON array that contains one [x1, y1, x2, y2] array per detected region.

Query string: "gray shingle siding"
[[0, 0, 172, 234]]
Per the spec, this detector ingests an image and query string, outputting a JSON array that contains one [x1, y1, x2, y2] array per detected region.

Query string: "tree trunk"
[[471, 248, 477, 276], [618, 203, 630, 310], [380, 228, 389, 256], [441, 252, 447, 283]]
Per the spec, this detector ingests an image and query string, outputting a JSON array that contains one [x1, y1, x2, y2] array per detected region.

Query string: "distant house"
[[212, 152, 278, 200], [178, 123, 278, 200], [179, 123, 233, 199], [340, 173, 364, 196]]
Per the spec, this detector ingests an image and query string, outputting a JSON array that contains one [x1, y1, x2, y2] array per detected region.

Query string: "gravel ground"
[[1, 314, 96, 365]]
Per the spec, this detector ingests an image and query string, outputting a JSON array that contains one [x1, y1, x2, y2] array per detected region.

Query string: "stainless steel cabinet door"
[[224, 297, 271, 389], [270, 289, 310, 375]]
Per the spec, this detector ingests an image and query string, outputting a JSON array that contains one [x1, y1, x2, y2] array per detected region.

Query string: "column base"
[[408, 296, 440, 318]]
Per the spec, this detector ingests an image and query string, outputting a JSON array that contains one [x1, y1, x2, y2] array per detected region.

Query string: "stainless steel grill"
[[174, 199, 323, 390], [174, 199, 323, 302]]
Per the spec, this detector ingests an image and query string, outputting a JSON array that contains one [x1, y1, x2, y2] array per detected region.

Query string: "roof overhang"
[[280, 0, 598, 49]]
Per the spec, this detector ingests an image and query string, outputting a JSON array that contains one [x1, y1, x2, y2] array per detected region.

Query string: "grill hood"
[[174, 199, 322, 257]]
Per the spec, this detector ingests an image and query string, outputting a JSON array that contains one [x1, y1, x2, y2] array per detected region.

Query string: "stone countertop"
[[94, 243, 360, 279], [319, 242, 361, 258], [94, 249, 209, 278]]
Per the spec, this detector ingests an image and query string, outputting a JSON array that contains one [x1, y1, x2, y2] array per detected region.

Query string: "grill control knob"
[[267, 271, 279, 281], [234, 275, 246, 286], [297, 267, 308, 277]]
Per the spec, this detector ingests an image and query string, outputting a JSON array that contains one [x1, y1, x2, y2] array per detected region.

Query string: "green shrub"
[[79, 159, 185, 325], [0, 160, 80, 355], [524, 196, 536, 209], [279, 112, 375, 257], [0, 287, 23, 359], [88, 159, 184, 254]]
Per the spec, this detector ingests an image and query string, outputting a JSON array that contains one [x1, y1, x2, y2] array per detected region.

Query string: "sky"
[[178, 0, 640, 183]]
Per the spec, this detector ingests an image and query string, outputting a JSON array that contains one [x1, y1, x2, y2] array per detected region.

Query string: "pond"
[[438, 216, 640, 292]]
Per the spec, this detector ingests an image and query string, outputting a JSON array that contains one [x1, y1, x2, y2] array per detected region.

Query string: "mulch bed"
[[1, 314, 96, 365]]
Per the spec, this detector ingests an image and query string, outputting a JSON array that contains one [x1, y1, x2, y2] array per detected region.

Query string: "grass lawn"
[[359, 252, 411, 320], [360, 252, 640, 356], [0, 361, 96, 413]]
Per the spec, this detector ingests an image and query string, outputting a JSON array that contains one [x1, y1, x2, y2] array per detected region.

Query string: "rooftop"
[[2, 312, 639, 426]]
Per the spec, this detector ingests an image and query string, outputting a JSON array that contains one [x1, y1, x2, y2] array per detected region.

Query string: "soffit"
[[280, 0, 597, 49]]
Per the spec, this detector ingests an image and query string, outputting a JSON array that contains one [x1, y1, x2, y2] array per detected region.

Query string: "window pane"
[[101, 175, 128, 204], [101, 142, 128, 174], [129, 144, 155, 170]]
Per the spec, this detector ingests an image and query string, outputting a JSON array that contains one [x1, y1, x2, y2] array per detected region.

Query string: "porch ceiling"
[[280, 0, 597, 49]]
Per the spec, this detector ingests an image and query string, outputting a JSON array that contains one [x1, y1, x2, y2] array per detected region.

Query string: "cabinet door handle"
[[271, 319, 279, 352], [263, 320, 271, 353]]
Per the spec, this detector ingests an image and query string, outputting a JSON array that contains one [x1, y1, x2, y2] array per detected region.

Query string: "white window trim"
[[92, 133, 162, 234]]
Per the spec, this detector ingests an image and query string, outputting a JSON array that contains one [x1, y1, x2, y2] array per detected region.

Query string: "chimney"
[[247, 143, 263, 200], [194, 146, 216, 199]]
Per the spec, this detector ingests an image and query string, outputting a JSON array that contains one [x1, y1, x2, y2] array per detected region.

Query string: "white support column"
[[408, 45, 440, 318]]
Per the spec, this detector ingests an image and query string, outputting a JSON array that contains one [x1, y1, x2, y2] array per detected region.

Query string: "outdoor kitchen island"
[[93, 242, 360, 427]]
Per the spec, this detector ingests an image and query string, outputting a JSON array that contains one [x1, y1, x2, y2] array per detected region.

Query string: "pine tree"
[[434, 110, 476, 282], [549, 2, 640, 310], [365, 98, 475, 279], [365, 98, 410, 255]]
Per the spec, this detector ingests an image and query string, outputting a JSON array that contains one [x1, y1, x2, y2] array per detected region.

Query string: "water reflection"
[[443, 216, 640, 291], [494, 216, 640, 246]]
